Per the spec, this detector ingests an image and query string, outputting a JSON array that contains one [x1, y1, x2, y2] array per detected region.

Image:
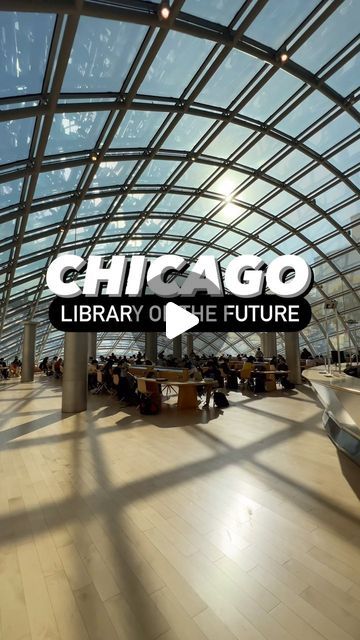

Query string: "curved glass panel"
[[78, 195, 115, 218], [0, 178, 23, 209], [240, 70, 303, 122], [34, 166, 85, 198], [0, 12, 55, 98], [0, 1, 359, 359], [245, 0, 319, 49], [139, 31, 213, 98], [205, 124, 251, 159], [197, 50, 264, 109], [45, 111, 109, 155], [26, 205, 68, 230], [306, 113, 358, 153], [0, 117, 35, 165], [292, 0, 360, 74], [163, 114, 214, 151], [328, 51, 360, 96], [182, 0, 239, 25], [111, 110, 168, 149], [62, 17, 148, 92], [91, 160, 137, 188]]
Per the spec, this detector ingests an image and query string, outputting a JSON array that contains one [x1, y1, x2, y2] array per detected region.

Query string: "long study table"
[[136, 376, 215, 409]]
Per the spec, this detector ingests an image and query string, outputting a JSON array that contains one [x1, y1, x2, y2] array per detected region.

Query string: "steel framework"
[[0, 0, 359, 359]]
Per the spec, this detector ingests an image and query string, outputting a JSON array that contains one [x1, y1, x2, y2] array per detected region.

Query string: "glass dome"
[[0, 0, 359, 359]]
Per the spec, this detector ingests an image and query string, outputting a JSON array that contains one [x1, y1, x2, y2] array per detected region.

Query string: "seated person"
[[249, 363, 266, 393], [189, 365, 204, 397], [226, 367, 239, 390], [0, 357, 9, 379], [48, 356, 58, 375], [276, 356, 292, 388], [11, 356, 22, 376], [202, 361, 223, 407], [301, 348, 312, 359], [39, 356, 49, 374], [88, 359, 98, 389], [220, 360, 230, 374], [115, 364, 138, 404], [54, 357, 63, 378], [102, 358, 114, 387], [344, 364, 359, 378]]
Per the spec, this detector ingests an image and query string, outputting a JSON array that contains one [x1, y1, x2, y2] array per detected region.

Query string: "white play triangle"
[[165, 302, 199, 339]]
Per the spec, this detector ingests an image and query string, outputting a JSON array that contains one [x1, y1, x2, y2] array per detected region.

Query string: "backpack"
[[281, 378, 295, 390], [139, 394, 160, 415], [126, 391, 140, 406], [213, 392, 229, 408], [254, 375, 266, 393]]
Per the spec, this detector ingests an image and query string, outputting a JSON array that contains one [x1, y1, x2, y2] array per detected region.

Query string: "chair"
[[159, 378, 177, 397], [137, 378, 151, 395], [137, 378, 162, 411], [94, 370, 113, 394]]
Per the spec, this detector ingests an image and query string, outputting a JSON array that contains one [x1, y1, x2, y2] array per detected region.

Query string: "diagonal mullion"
[[0, 9, 83, 336], [27, 0, 187, 326]]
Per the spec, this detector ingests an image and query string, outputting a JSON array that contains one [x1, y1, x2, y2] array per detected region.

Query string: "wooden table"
[[136, 377, 215, 410], [239, 368, 291, 392], [130, 366, 190, 381]]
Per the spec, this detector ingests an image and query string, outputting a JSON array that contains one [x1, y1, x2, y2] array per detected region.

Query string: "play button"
[[165, 302, 199, 339]]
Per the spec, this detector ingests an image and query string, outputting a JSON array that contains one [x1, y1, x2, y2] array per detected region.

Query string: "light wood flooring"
[[0, 375, 359, 640]]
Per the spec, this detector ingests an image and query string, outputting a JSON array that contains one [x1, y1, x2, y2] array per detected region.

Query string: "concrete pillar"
[[260, 333, 266, 354], [186, 334, 194, 355], [21, 321, 37, 382], [62, 332, 88, 413], [145, 332, 157, 363], [285, 332, 302, 385], [262, 332, 277, 357], [88, 332, 97, 360], [173, 335, 182, 360]]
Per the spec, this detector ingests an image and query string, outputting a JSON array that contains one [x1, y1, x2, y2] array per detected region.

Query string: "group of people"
[[0, 356, 22, 378], [83, 346, 296, 409], [39, 356, 63, 378], [88, 355, 139, 406]]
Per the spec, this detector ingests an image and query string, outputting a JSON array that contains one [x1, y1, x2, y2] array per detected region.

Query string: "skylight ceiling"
[[0, 0, 359, 360]]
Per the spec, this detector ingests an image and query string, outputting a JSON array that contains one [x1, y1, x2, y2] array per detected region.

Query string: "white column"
[[88, 332, 97, 360], [186, 334, 194, 355], [21, 321, 37, 382], [62, 332, 88, 413], [145, 332, 157, 362], [285, 332, 302, 384], [173, 335, 182, 360]]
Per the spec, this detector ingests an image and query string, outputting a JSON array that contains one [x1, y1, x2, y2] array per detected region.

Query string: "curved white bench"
[[303, 366, 360, 465]]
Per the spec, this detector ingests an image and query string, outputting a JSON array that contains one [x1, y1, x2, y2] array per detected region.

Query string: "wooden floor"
[[0, 376, 359, 640]]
